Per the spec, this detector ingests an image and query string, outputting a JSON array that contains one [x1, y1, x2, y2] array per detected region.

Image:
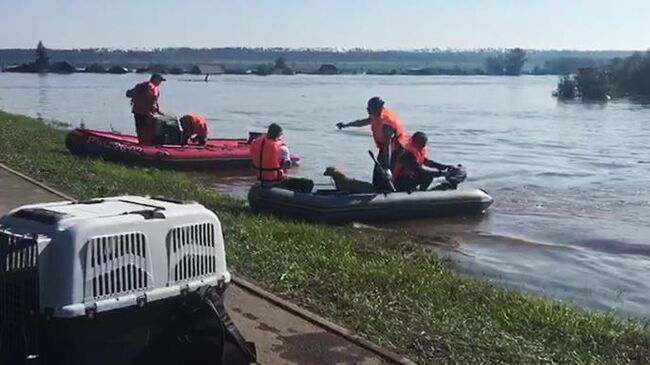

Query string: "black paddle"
[[368, 150, 396, 192]]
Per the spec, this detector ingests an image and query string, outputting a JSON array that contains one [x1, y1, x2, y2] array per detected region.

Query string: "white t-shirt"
[[279, 145, 291, 169]]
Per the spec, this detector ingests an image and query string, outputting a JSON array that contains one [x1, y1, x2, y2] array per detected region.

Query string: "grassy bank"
[[1, 110, 649, 364]]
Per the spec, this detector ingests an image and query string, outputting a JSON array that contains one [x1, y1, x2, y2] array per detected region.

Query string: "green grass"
[[1, 110, 649, 364]]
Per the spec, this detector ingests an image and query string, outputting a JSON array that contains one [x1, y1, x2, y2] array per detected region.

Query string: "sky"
[[1, 0, 649, 50]]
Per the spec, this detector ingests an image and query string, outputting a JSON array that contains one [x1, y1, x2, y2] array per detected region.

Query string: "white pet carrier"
[[0, 196, 253, 365]]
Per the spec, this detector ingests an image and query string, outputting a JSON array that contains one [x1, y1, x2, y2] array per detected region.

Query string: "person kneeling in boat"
[[126, 73, 166, 145], [180, 113, 208, 146], [393, 131, 456, 192], [251, 123, 313, 193]]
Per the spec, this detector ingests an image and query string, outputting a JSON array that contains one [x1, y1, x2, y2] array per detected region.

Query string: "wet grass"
[[1, 110, 649, 364]]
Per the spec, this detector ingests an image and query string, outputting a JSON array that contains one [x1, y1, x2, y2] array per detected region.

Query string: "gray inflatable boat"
[[247, 184, 493, 224]]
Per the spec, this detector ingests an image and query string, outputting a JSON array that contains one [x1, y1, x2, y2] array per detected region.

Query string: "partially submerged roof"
[[196, 64, 224, 74]]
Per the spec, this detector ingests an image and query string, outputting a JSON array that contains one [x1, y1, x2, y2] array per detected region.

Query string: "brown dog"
[[323, 167, 375, 193]]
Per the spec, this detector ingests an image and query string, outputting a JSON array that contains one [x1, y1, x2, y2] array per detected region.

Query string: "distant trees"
[[0, 46, 636, 76], [555, 51, 650, 100], [534, 57, 599, 75], [504, 48, 527, 75], [555, 75, 578, 99], [403, 66, 482, 75], [2, 44, 638, 77], [485, 56, 505, 75], [274, 57, 287, 70], [316, 64, 339, 75], [484, 48, 527, 76], [555, 68, 610, 101], [273, 56, 293, 74], [253, 56, 294, 75], [189, 65, 202, 75], [575, 68, 610, 100], [85, 63, 106, 73], [254, 63, 272, 76], [5, 40, 52, 73], [609, 52, 650, 95]]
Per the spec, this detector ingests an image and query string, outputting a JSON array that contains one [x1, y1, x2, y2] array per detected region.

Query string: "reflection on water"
[[0, 73, 649, 318], [37, 74, 48, 117]]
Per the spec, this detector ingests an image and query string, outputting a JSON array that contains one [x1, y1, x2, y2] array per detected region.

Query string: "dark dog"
[[323, 167, 375, 193]]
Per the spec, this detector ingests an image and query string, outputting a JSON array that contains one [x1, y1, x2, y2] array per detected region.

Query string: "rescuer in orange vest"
[[180, 113, 208, 146], [336, 97, 407, 190], [393, 131, 455, 192], [126, 73, 165, 145], [251, 123, 313, 193]]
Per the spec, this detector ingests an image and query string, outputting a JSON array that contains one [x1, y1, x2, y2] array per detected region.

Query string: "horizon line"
[[0, 45, 645, 53]]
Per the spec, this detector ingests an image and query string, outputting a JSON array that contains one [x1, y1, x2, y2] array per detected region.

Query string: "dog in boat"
[[323, 167, 375, 194]]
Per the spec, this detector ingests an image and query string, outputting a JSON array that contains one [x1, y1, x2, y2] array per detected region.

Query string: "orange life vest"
[[370, 108, 407, 150], [250, 135, 285, 182], [393, 139, 427, 179], [181, 113, 208, 139], [127, 81, 159, 115]]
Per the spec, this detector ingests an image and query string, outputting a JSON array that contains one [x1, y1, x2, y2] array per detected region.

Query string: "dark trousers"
[[394, 171, 437, 192], [372, 147, 403, 191], [134, 114, 154, 145]]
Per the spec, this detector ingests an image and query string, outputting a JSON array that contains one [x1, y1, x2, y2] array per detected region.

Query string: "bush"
[[484, 48, 527, 76], [555, 75, 577, 99], [610, 51, 650, 96], [254, 63, 272, 76], [576, 68, 610, 100], [85, 63, 106, 73], [555, 69, 610, 101], [316, 64, 338, 75]]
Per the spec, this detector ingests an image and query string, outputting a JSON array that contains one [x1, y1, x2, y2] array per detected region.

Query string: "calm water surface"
[[1, 73, 648, 318]]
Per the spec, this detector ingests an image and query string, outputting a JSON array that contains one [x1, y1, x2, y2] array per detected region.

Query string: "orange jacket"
[[181, 113, 208, 139], [370, 108, 407, 150], [251, 135, 285, 182], [393, 138, 427, 179]]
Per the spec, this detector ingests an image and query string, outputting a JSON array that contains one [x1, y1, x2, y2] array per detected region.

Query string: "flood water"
[[1, 73, 649, 318]]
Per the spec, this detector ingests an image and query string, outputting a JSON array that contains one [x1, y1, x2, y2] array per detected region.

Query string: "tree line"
[[555, 51, 650, 100], [0, 41, 634, 75]]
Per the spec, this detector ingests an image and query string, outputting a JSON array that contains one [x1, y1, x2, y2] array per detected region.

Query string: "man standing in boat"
[[336, 97, 407, 189], [126, 73, 165, 145], [251, 123, 313, 193]]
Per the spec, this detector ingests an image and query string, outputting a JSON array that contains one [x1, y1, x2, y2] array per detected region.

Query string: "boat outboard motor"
[[431, 164, 467, 191], [153, 115, 182, 145], [247, 132, 262, 144]]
